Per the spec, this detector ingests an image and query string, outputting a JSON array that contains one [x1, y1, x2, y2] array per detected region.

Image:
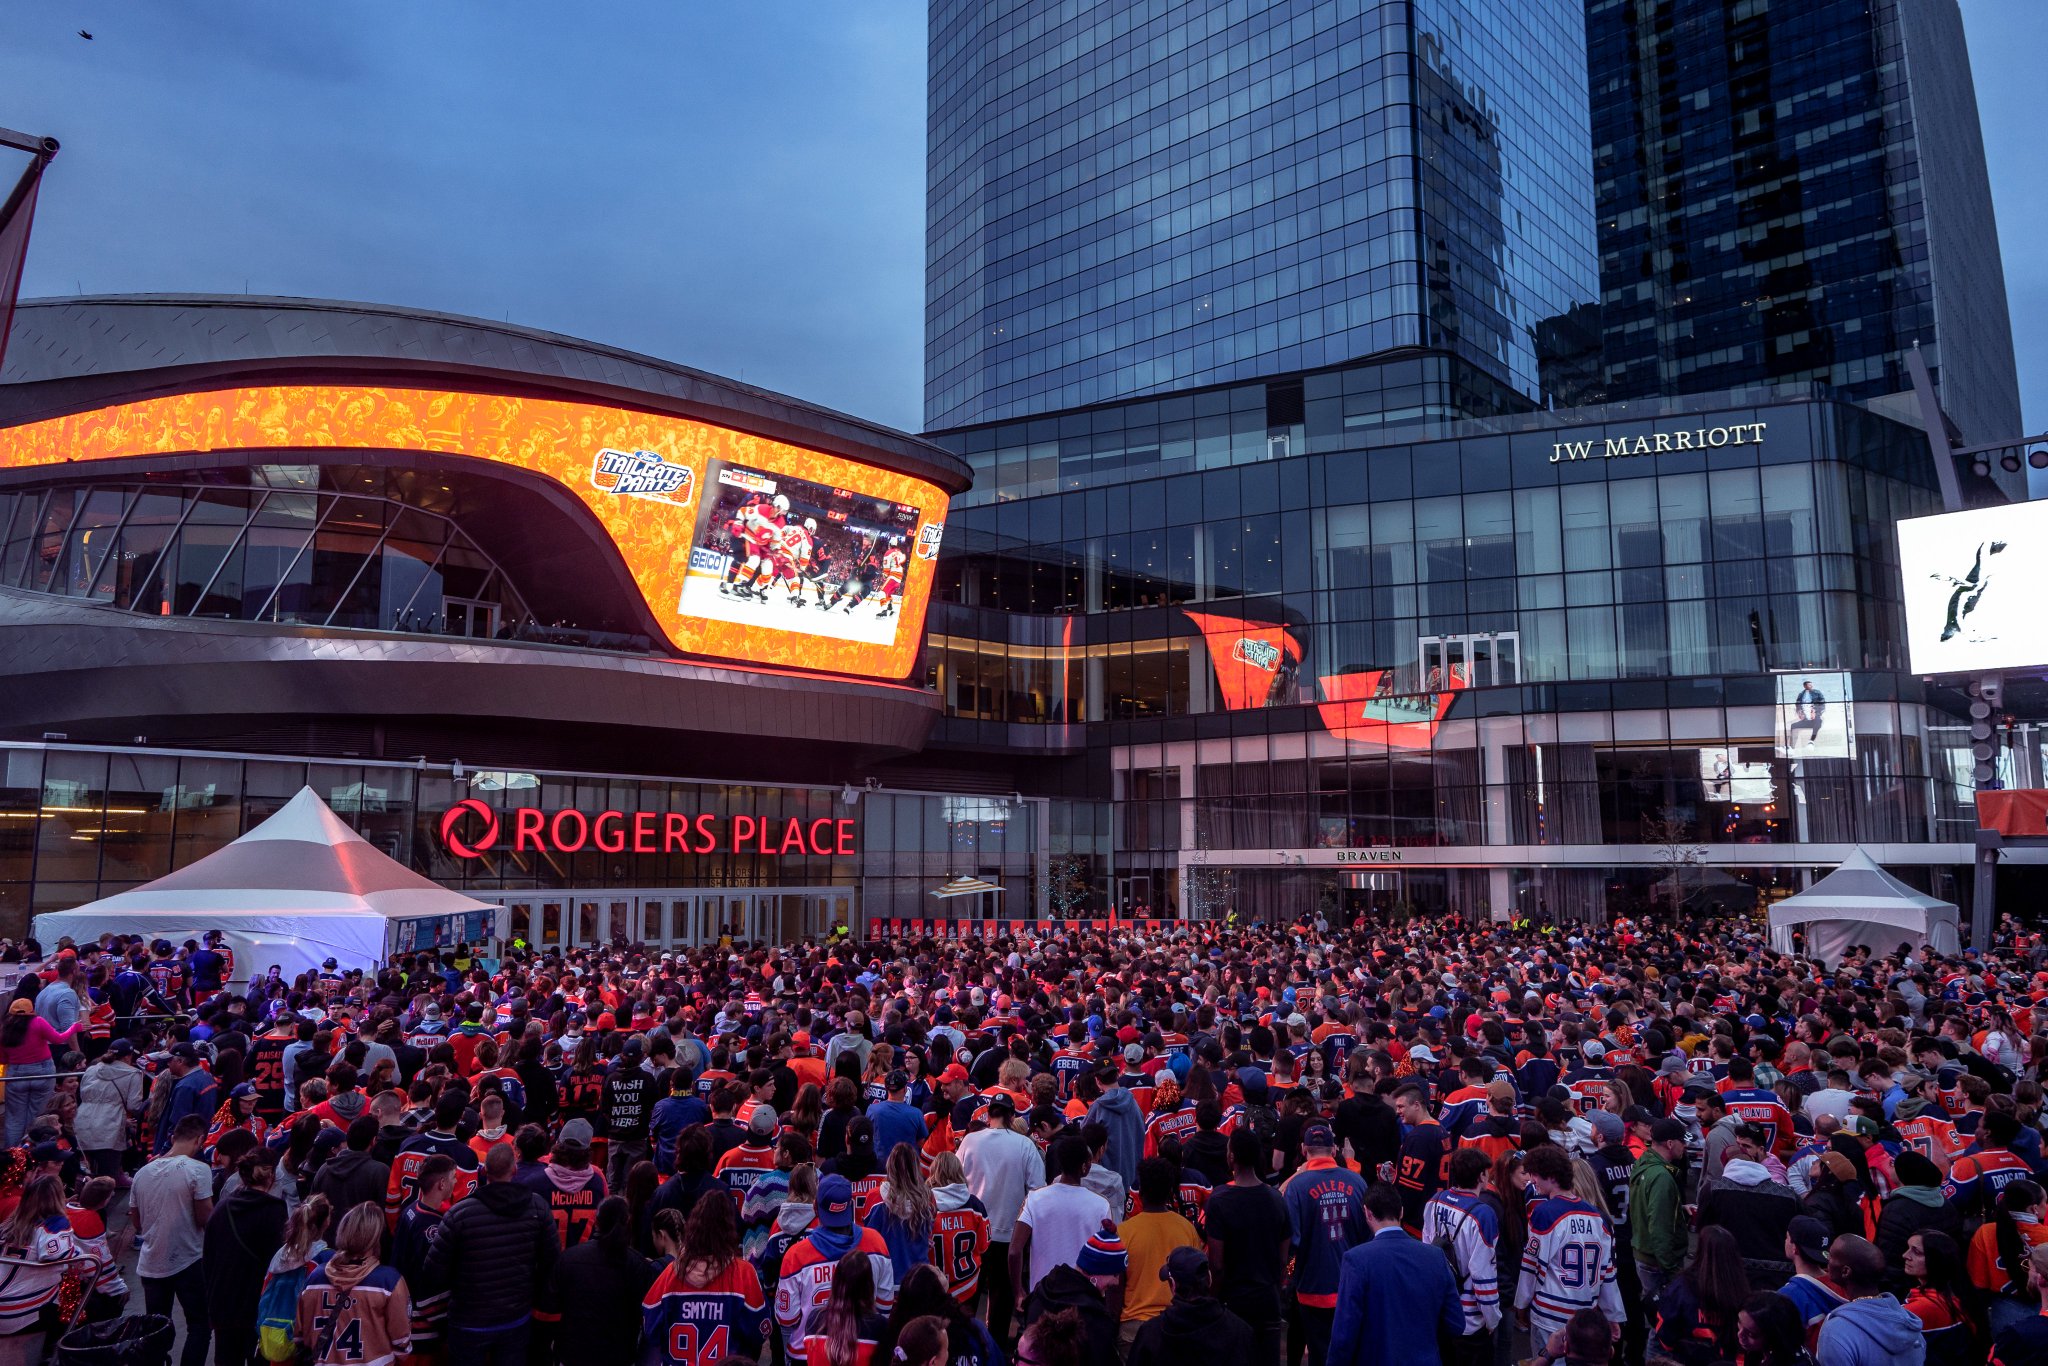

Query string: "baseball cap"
[[29, 1143, 62, 1166], [986, 1092, 1016, 1117], [1786, 1214, 1832, 1263], [748, 1106, 779, 1137], [559, 1118, 595, 1146], [817, 1174, 855, 1229], [1621, 1104, 1657, 1128], [1123, 1043, 1145, 1066], [1588, 1110, 1625, 1144], [938, 1063, 970, 1084], [1408, 1044, 1437, 1064], [169, 1043, 200, 1063], [1839, 1115, 1880, 1139], [1580, 1040, 1607, 1060], [1162, 1245, 1211, 1286], [1649, 1118, 1688, 1144], [1303, 1122, 1336, 1149]]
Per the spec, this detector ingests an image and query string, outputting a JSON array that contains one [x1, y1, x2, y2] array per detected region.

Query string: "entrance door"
[[538, 900, 563, 949], [636, 898, 667, 948], [574, 900, 600, 947], [607, 898, 630, 948]]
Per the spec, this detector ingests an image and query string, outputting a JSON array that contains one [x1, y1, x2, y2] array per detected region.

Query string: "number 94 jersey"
[[640, 1257, 768, 1366]]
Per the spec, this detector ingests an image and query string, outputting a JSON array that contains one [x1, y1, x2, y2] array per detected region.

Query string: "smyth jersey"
[[639, 1257, 769, 1366], [1516, 1197, 1623, 1339]]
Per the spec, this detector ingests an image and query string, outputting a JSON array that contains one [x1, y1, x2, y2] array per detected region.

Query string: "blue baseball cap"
[[817, 1173, 855, 1228]]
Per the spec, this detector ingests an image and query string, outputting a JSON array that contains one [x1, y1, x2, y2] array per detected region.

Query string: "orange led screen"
[[0, 385, 951, 679]]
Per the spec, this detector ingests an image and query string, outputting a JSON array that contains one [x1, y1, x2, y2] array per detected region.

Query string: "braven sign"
[[438, 799, 856, 860], [1551, 422, 1767, 464]]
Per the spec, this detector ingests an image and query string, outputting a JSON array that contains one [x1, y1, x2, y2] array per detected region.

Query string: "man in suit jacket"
[[1326, 1182, 1465, 1366]]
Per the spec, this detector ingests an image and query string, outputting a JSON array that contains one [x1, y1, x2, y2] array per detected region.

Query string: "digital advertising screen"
[[681, 459, 924, 650], [1897, 501, 2048, 676], [0, 385, 950, 680], [1774, 670, 1855, 759], [1699, 747, 1774, 803]]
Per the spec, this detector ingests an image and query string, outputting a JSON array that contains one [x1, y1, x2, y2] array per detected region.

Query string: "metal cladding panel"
[[0, 589, 939, 760]]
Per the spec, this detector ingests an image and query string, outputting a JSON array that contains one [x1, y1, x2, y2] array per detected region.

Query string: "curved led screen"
[[0, 385, 950, 679]]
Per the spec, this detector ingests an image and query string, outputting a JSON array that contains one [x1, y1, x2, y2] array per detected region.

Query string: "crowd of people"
[[0, 908, 2037, 1366]]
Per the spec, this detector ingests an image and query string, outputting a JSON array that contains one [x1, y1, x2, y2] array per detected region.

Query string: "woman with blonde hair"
[[294, 1203, 412, 1366], [864, 1142, 936, 1280], [0, 1174, 81, 1339]]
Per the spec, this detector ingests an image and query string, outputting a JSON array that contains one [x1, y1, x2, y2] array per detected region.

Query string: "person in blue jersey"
[[1281, 1121, 1369, 1366], [641, 1195, 769, 1366]]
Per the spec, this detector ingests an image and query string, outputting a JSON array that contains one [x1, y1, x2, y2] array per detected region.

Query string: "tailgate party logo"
[[1232, 637, 1283, 671], [589, 448, 694, 505], [915, 522, 945, 561]]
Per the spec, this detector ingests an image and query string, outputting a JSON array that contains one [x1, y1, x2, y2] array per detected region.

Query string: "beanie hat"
[[1076, 1222, 1128, 1279]]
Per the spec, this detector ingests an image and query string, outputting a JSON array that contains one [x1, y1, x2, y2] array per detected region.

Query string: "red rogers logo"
[[439, 799, 499, 859]]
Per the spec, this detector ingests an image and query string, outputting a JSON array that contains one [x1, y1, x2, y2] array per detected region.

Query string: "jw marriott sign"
[[1551, 421, 1768, 464]]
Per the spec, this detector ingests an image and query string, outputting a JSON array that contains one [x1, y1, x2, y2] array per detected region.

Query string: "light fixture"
[[451, 760, 465, 782]]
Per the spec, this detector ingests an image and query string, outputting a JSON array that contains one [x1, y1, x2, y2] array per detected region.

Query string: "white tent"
[[1767, 848, 1962, 966], [32, 786, 502, 981]]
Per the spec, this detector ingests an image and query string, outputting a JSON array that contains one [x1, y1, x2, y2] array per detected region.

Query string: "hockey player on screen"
[[728, 494, 790, 599], [875, 538, 909, 619], [827, 534, 880, 614], [772, 517, 818, 607]]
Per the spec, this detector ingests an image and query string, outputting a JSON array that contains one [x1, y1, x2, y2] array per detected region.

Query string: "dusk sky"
[[2, 2, 2043, 440]]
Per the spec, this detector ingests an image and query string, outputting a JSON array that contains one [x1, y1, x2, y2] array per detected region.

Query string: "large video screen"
[[682, 461, 923, 649], [1898, 502, 2048, 676], [0, 385, 951, 680]]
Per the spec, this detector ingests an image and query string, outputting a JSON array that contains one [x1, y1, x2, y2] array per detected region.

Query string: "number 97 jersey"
[[1516, 1197, 1623, 1341]]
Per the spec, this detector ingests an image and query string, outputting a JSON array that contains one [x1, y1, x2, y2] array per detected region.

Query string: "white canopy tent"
[[1766, 848, 1962, 966], [31, 787, 503, 981]]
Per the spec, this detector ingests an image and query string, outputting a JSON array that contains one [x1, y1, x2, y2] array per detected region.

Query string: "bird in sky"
[[77, 30, 93, 40]]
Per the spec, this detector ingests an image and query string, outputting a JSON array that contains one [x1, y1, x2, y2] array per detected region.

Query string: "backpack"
[[255, 1261, 312, 1363]]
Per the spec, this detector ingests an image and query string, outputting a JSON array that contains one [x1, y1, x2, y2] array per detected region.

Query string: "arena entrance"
[[475, 886, 855, 951]]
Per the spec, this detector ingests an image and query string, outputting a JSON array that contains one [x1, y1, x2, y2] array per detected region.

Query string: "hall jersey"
[[1423, 1188, 1502, 1335], [640, 1257, 769, 1366], [1518, 1197, 1623, 1340]]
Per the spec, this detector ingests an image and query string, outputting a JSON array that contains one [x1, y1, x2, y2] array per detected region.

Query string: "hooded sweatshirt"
[[1813, 1294, 1928, 1366], [1087, 1085, 1146, 1187], [931, 1183, 991, 1304], [1698, 1156, 1798, 1272], [296, 1253, 411, 1366], [1127, 1291, 1256, 1366]]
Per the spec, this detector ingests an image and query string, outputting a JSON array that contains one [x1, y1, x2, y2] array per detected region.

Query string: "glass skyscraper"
[[1588, 0, 2021, 444], [925, 0, 1601, 431]]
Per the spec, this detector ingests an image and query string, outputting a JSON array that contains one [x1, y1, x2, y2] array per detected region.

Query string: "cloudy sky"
[[1, 2, 2042, 439]]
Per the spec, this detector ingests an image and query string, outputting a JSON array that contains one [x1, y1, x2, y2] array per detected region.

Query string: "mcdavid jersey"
[[1423, 1187, 1502, 1334], [1516, 1196, 1622, 1340], [640, 1256, 768, 1366], [1719, 1087, 1796, 1157]]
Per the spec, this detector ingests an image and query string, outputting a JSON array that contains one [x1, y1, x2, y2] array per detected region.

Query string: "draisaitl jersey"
[[640, 1256, 769, 1366], [1944, 1145, 2036, 1214], [1516, 1196, 1623, 1341], [773, 1229, 897, 1357]]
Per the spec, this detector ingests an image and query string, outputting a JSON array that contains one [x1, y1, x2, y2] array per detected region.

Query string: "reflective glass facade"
[[926, 0, 1600, 430], [923, 393, 1998, 923], [1588, 0, 2021, 446], [0, 476, 559, 645], [0, 744, 1051, 937]]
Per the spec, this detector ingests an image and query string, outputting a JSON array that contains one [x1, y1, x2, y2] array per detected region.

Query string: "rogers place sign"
[[438, 799, 857, 859]]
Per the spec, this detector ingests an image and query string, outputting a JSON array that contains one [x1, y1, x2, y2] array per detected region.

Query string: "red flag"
[[0, 153, 48, 379]]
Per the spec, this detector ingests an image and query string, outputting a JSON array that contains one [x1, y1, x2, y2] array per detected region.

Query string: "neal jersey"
[[929, 1198, 991, 1305]]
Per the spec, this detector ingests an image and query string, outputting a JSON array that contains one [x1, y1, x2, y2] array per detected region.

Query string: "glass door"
[[637, 898, 666, 948], [539, 900, 563, 949], [606, 899, 630, 947]]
